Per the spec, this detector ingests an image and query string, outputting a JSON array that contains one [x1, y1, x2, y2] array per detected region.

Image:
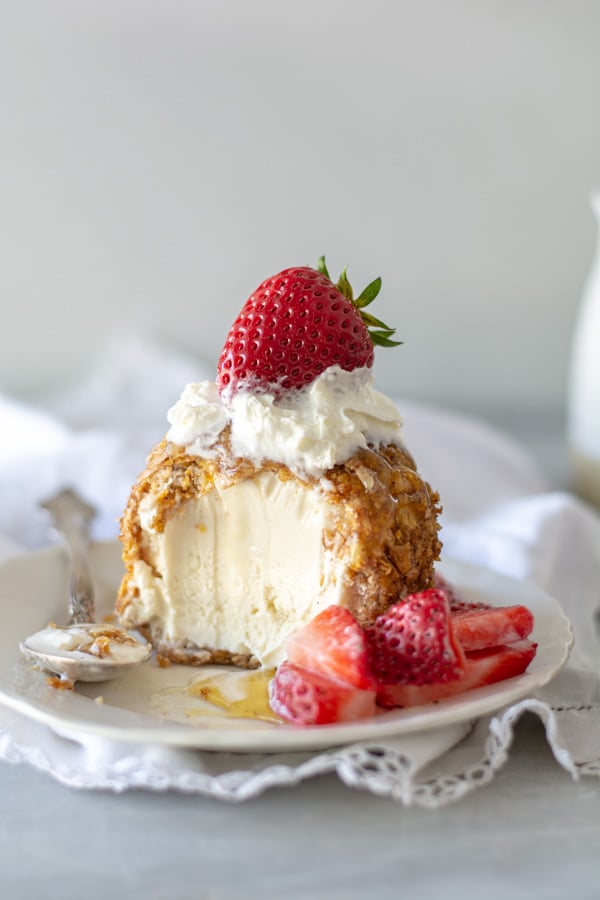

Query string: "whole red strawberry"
[[216, 257, 399, 399]]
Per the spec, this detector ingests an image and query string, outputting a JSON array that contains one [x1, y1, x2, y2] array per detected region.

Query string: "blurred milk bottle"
[[568, 193, 600, 507]]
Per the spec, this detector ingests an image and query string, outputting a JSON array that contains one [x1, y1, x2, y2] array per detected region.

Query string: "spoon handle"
[[41, 488, 97, 625]]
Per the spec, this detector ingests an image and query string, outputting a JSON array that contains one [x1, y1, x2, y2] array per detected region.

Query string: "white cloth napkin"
[[0, 335, 599, 805]]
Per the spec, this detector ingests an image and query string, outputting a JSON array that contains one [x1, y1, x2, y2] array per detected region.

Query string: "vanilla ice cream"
[[125, 471, 347, 666]]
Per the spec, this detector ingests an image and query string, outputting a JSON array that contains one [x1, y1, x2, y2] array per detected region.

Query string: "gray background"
[[1, 0, 599, 422]]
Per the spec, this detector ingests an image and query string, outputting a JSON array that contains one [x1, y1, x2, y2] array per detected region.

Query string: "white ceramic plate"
[[0, 542, 572, 753]]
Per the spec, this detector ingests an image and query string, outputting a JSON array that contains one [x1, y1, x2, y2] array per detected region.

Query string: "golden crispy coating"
[[118, 432, 442, 667]]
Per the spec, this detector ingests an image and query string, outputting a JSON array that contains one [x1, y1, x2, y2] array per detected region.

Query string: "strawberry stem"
[[317, 256, 402, 348]]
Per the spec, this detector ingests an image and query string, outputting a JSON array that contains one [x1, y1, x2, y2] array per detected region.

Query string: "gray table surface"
[[2, 417, 599, 900]]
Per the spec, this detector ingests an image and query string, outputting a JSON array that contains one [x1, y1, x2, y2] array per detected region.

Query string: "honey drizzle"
[[186, 668, 281, 723]]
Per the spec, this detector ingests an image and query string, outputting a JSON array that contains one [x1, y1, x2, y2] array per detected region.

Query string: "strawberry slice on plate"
[[434, 570, 535, 652], [377, 640, 538, 709], [285, 605, 375, 690], [451, 603, 534, 652], [270, 585, 539, 723], [269, 661, 376, 726], [366, 588, 466, 686]]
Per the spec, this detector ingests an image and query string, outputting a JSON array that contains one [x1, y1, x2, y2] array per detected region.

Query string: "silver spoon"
[[20, 488, 151, 683]]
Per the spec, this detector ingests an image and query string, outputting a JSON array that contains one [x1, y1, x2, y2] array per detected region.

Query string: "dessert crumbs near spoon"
[[46, 674, 74, 691]]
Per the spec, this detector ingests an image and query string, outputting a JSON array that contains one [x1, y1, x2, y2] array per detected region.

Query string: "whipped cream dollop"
[[166, 381, 230, 455], [166, 365, 404, 478]]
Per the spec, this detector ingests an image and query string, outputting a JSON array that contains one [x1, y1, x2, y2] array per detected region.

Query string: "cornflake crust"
[[117, 429, 442, 668]]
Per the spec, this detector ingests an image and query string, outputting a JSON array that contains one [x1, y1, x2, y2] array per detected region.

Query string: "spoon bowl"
[[20, 488, 151, 684], [20, 622, 151, 682]]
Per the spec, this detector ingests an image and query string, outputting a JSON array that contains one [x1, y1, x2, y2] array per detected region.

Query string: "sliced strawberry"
[[269, 661, 376, 725], [366, 589, 466, 686], [434, 571, 535, 652], [285, 605, 375, 690], [377, 639, 537, 709], [451, 604, 534, 652]]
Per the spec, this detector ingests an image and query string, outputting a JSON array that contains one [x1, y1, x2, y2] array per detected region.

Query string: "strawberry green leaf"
[[336, 266, 353, 301], [316, 256, 330, 280], [367, 327, 397, 339], [355, 277, 382, 308], [370, 331, 403, 347], [359, 310, 401, 346], [315, 257, 402, 351], [359, 310, 394, 331]]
